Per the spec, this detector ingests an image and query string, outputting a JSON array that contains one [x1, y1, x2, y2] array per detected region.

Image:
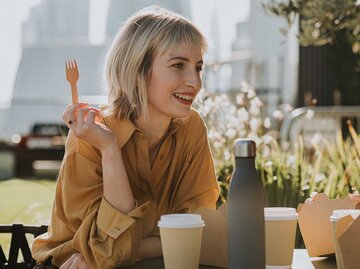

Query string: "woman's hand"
[[59, 253, 89, 269], [62, 103, 117, 152]]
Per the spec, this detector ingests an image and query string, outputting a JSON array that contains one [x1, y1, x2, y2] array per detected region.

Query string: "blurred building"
[[209, 0, 298, 115], [0, 0, 191, 139], [233, 0, 298, 113]]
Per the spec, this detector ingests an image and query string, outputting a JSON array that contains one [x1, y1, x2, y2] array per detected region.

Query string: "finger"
[[78, 256, 90, 269], [63, 103, 88, 125], [85, 110, 96, 124], [95, 114, 102, 122], [350, 194, 360, 203], [62, 104, 73, 125], [68, 254, 87, 269], [89, 108, 102, 122], [310, 192, 318, 200], [77, 108, 91, 127], [68, 102, 89, 117], [59, 254, 77, 269]]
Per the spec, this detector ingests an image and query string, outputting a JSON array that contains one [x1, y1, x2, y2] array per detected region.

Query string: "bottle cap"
[[233, 139, 256, 157]]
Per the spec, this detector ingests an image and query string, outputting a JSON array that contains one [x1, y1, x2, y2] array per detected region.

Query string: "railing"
[[280, 106, 360, 149], [0, 224, 48, 269]]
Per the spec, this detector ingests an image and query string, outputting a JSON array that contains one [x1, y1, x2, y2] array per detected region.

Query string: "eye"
[[172, 63, 184, 69], [196, 65, 203, 72]]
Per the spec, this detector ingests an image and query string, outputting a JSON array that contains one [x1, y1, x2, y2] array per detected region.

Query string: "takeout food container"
[[330, 210, 360, 269], [195, 204, 227, 268], [297, 193, 360, 258]]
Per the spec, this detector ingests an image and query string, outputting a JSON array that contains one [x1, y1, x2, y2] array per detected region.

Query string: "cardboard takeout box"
[[196, 193, 360, 269], [195, 204, 227, 268], [332, 213, 360, 269], [297, 193, 360, 260]]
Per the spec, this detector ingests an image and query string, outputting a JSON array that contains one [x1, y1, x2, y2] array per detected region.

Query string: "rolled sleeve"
[[97, 197, 150, 239]]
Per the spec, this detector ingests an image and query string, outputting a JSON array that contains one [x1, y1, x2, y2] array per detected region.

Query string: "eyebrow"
[[168, 56, 203, 65]]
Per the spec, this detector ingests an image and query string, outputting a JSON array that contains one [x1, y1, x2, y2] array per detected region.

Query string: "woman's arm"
[[63, 103, 135, 213], [138, 236, 163, 261], [101, 141, 135, 214], [59, 236, 163, 268]]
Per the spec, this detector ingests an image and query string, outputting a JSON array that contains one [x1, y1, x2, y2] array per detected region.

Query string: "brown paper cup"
[[264, 207, 298, 268], [158, 214, 205, 269], [330, 209, 360, 269]]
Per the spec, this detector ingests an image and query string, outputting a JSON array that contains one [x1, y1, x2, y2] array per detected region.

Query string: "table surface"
[[123, 249, 337, 268]]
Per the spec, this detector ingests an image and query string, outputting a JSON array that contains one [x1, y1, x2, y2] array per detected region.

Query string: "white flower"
[[247, 89, 256, 99], [311, 133, 322, 145], [263, 117, 271, 128], [315, 173, 326, 183], [306, 109, 315, 119], [273, 110, 284, 121], [213, 141, 223, 148], [302, 185, 310, 191], [224, 150, 231, 161], [249, 104, 260, 116], [287, 155, 296, 166], [237, 108, 249, 122], [249, 118, 259, 131], [280, 103, 293, 113], [265, 161, 273, 167], [208, 129, 215, 140], [262, 145, 270, 157], [251, 97, 263, 107], [225, 128, 237, 139], [262, 134, 273, 144], [236, 94, 244, 105]]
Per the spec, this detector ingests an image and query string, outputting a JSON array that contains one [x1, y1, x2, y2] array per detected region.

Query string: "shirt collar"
[[102, 115, 184, 148], [103, 115, 136, 149]]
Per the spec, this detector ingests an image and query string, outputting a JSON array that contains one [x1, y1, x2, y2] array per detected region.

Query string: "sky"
[[0, 0, 250, 105]]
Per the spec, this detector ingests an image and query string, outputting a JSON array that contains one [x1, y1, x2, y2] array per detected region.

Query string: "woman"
[[31, 7, 220, 269]]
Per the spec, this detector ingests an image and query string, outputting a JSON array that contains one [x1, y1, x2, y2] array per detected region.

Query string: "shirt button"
[[159, 155, 164, 161]]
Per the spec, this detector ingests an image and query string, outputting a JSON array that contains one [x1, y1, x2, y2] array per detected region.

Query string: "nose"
[[185, 70, 201, 91]]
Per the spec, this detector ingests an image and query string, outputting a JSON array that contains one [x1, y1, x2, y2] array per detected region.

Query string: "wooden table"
[[123, 249, 337, 268]]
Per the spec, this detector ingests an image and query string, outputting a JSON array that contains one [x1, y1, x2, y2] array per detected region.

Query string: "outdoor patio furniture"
[[0, 224, 47, 269]]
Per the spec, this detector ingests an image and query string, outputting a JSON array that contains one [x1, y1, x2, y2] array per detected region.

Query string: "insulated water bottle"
[[228, 139, 265, 268]]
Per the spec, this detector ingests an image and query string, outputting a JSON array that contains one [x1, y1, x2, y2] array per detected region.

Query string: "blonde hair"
[[103, 7, 207, 120]]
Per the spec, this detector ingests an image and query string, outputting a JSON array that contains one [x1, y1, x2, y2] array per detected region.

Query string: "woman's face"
[[146, 42, 203, 121]]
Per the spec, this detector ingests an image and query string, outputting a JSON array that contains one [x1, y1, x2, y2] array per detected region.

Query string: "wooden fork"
[[65, 59, 79, 104]]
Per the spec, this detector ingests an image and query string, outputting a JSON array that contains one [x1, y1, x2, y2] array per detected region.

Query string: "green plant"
[[197, 88, 360, 207], [264, 0, 360, 54]]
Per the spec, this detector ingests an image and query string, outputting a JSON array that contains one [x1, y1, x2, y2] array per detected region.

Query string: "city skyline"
[[0, 0, 250, 105]]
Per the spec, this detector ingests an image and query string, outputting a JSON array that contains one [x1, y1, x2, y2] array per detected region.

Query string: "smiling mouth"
[[173, 93, 194, 103]]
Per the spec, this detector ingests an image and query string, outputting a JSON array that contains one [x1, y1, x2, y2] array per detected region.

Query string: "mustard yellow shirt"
[[31, 109, 220, 268]]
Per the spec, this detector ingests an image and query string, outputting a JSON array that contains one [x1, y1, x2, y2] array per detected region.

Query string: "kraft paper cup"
[[158, 214, 205, 269], [264, 207, 298, 268], [330, 209, 360, 269]]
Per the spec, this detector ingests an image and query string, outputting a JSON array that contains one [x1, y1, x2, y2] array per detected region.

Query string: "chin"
[[172, 108, 192, 119]]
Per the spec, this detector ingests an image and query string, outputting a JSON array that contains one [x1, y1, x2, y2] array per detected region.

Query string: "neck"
[[134, 114, 171, 150]]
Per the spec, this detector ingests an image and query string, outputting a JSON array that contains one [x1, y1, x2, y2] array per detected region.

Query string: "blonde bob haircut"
[[103, 7, 207, 120]]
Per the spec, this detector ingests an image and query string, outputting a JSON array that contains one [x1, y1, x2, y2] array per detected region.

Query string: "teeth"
[[174, 93, 193, 101]]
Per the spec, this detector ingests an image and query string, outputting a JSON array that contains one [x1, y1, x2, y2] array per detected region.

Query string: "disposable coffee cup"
[[330, 209, 360, 269], [158, 214, 205, 269], [264, 207, 298, 268]]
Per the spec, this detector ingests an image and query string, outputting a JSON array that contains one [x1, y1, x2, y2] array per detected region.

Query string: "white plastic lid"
[[264, 207, 298, 221], [330, 209, 360, 222], [158, 214, 205, 228]]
